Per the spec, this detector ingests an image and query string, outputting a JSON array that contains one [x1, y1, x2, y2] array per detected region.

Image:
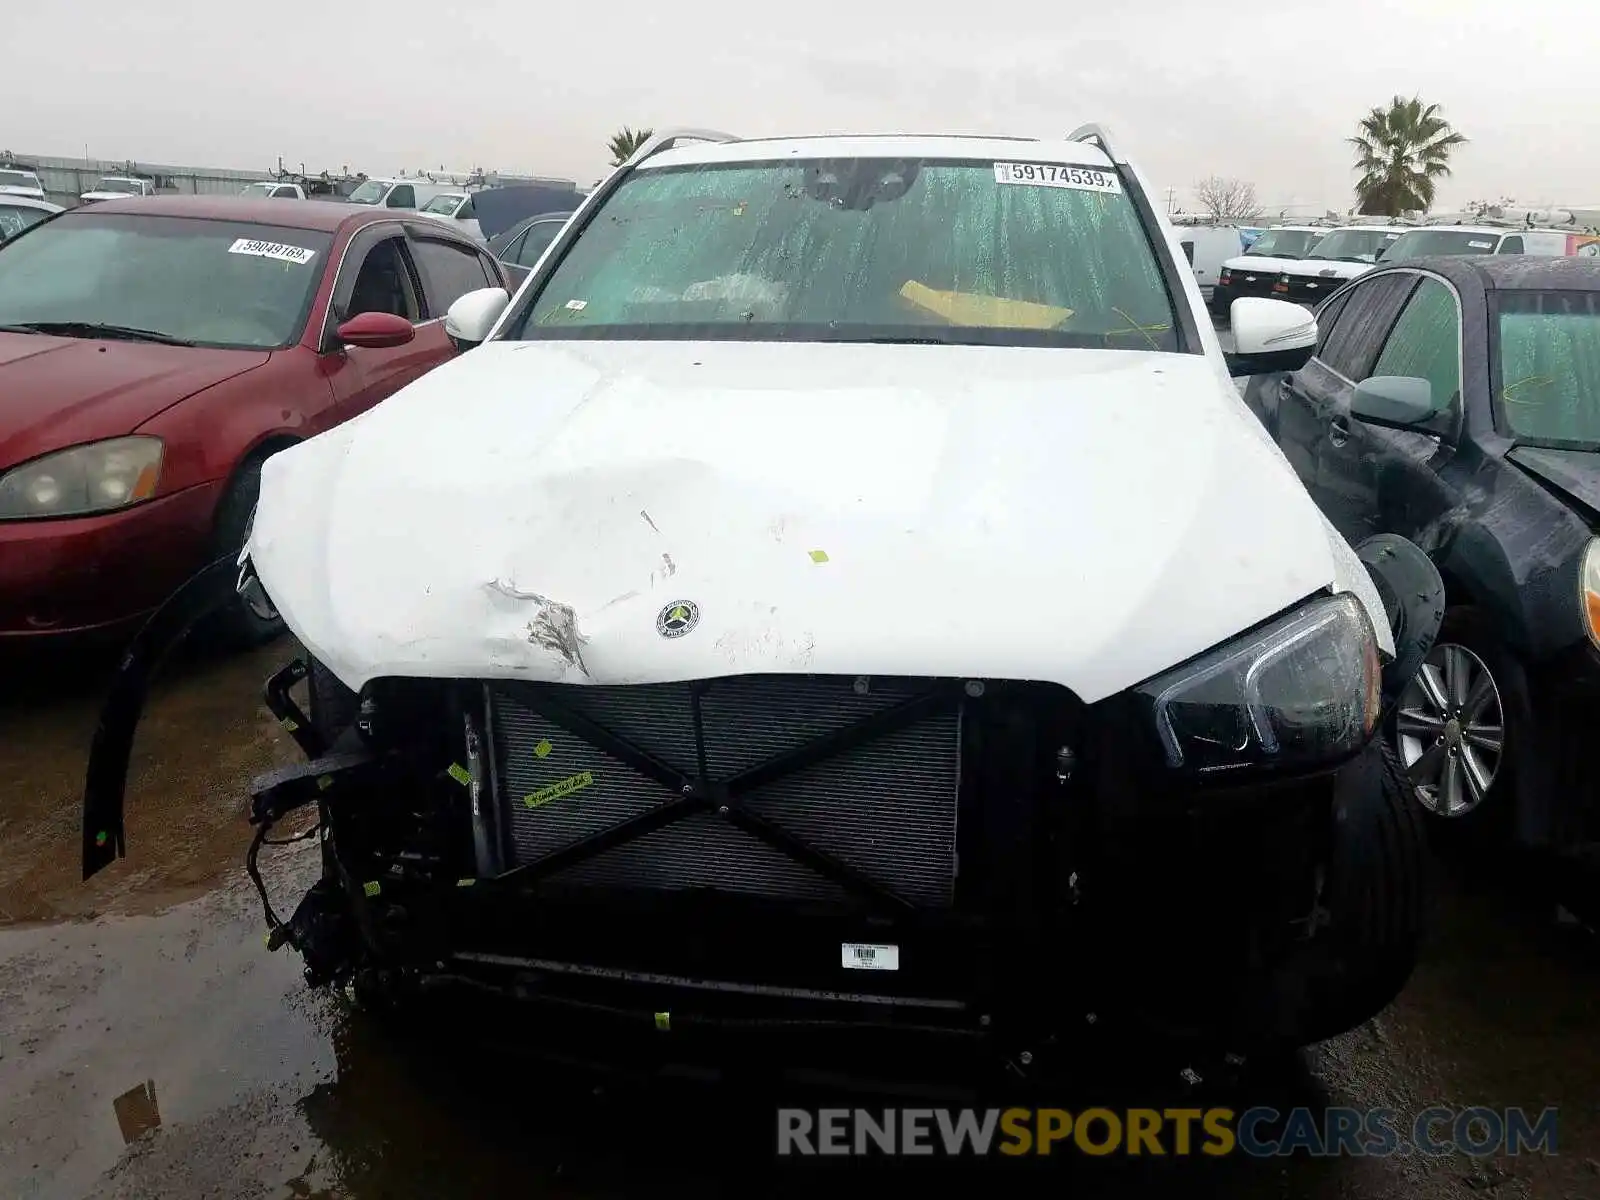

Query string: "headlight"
[[1137, 592, 1382, 773], [0, 436, 164, 519], [1581, 538, 1600, 651]]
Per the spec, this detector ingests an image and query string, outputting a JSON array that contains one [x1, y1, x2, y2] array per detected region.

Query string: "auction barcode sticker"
[[993, 162, 1121, 194], [228, 238, 317, 265], [842, 942, 900, 971]]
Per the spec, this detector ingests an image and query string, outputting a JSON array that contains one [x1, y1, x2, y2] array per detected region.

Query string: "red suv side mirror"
[[335, 311, 415, 349]]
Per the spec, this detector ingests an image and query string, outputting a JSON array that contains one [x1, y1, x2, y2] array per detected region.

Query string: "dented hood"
[[248, 340, 1388, 703]]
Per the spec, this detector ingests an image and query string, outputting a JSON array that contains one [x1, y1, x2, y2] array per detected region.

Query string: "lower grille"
[[486, 675, 961, 906]]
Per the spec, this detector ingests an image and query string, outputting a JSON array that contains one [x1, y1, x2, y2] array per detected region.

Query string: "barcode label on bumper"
[[842, 942, 899, 970]]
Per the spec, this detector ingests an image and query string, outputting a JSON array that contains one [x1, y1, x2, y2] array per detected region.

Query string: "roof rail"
[[1066, 123, 1125, 165], [624, 128, 740, 169]]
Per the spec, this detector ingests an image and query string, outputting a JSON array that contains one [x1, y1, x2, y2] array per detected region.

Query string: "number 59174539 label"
[[993, 161, 1121, 194]]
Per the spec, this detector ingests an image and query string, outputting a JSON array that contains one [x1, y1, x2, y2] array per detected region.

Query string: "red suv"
[[0, 195, 509, 647]]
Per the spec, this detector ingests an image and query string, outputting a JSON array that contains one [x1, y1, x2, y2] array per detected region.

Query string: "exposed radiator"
[[486, 675, 961, 906]]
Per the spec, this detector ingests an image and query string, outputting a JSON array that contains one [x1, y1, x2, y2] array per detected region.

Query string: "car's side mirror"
[[445, 287, 510, 351], [1351, 375, 1435, 427], [334, 311, 415, 349], [1225, 296, 1317, 377]]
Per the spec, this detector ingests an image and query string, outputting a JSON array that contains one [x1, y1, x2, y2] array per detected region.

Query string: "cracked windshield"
[[4, 2, 1600, 1199], [515, 159, 1177, 348]]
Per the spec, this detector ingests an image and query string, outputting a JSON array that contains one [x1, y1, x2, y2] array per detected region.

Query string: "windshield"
[[421, 194, 462, 215], [1493, 289, 1600, 445], [508, 157, 1180, 350], [0, 205, 51, 238], [0, 170, 39, 189], [347, 180, 388, 205], [240, 182, 280, 196], [1383, 230, 1501, 261], [1246, 229, 1322, 258], [94, 179, 142, 195], [0, 213, 331, 349], [1308, 229, 1399, 263]]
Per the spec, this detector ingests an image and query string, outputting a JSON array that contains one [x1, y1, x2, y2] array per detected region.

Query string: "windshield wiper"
[[2, 321, 196, 346]]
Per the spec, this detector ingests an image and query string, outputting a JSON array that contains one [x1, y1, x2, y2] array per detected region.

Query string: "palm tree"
[[607, 127, 654, 166], [1349, 96, 1468, 217]]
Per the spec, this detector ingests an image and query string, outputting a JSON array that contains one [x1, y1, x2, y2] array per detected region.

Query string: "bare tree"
[[1193, 176, 1264, 223]]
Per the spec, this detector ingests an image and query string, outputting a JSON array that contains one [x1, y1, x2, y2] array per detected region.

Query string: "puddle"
[[0, 637, 301, 926], [0, 840, 1593, 1200], [2, 632, 1597, 1199]]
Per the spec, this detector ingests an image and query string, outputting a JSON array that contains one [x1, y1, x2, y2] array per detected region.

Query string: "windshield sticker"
[[1468, 240, 1493, 249], [227, 238, 317, 265], [564, 299, 587, 311], [899, 279, 1074, 329], [1385, 232, 1401, 239], [993, 162, 1121, 194]]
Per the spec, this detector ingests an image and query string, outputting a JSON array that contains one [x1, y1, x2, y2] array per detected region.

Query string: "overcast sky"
[[9, 0, 1597, 215]]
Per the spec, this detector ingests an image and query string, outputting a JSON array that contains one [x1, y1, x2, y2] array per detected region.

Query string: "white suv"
[[87, 127, 1447, 1079]]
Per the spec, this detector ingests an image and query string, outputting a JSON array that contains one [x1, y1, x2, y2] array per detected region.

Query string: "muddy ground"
[[2, 635, 1598, 1199]]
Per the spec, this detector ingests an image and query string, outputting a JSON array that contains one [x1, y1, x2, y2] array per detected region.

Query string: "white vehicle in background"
[[417, 191, 485, 242], [0, 195, 62, 240], [79, 176, 156, 204], [1272, 223, 1412, 308], [1169, 224, 1247, 303], [343, 177, 457, 212], [239, 180, 307, 200], [0, 168, 46, 202], [1209, 224, 1329, 318], [1379, 223, 1585, 261]]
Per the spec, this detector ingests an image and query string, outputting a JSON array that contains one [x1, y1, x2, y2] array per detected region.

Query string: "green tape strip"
[[654, 1011, 671, 1032], [363, 880, 381, 897], [447, 762, 471, 786], [524, 770, 594, 809]]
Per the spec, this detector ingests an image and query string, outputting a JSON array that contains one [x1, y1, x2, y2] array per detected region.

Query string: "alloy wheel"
[[1394, 642, 1506, 816]]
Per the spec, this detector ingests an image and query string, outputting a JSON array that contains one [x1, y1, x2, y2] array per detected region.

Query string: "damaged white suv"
[[84, 127, 1446, 1082]]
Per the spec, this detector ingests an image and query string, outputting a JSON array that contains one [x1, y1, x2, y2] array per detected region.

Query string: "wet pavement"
[[3, 633, 1599, 1199]]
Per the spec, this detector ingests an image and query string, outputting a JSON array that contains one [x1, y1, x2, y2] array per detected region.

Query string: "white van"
[[1379, 224, 1586, 262], [344, 177, 457, 211], [1271, 224, 1413, 309], [1209, 224, 1329, 317], [1170, 224, 1247, 303]]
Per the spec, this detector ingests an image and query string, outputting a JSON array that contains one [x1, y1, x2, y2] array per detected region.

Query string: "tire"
[[1286, 736, 1429, 1046], [1391, 606, 1523, 842], [195, 454, 285, 650]]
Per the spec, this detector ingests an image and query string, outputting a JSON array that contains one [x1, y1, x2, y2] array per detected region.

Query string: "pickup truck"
[[78, 176, 155, 203], [239, 180, 309, 200]]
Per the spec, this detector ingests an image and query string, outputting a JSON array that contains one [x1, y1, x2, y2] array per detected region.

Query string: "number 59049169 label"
[[993, 161, 1121, 194]]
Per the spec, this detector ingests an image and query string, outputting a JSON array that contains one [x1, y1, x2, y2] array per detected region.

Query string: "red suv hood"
[[0, 333, 270, 468]]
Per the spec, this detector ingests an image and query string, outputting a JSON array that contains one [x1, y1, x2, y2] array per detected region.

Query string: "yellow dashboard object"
[[899, 280, 1073, 329]]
